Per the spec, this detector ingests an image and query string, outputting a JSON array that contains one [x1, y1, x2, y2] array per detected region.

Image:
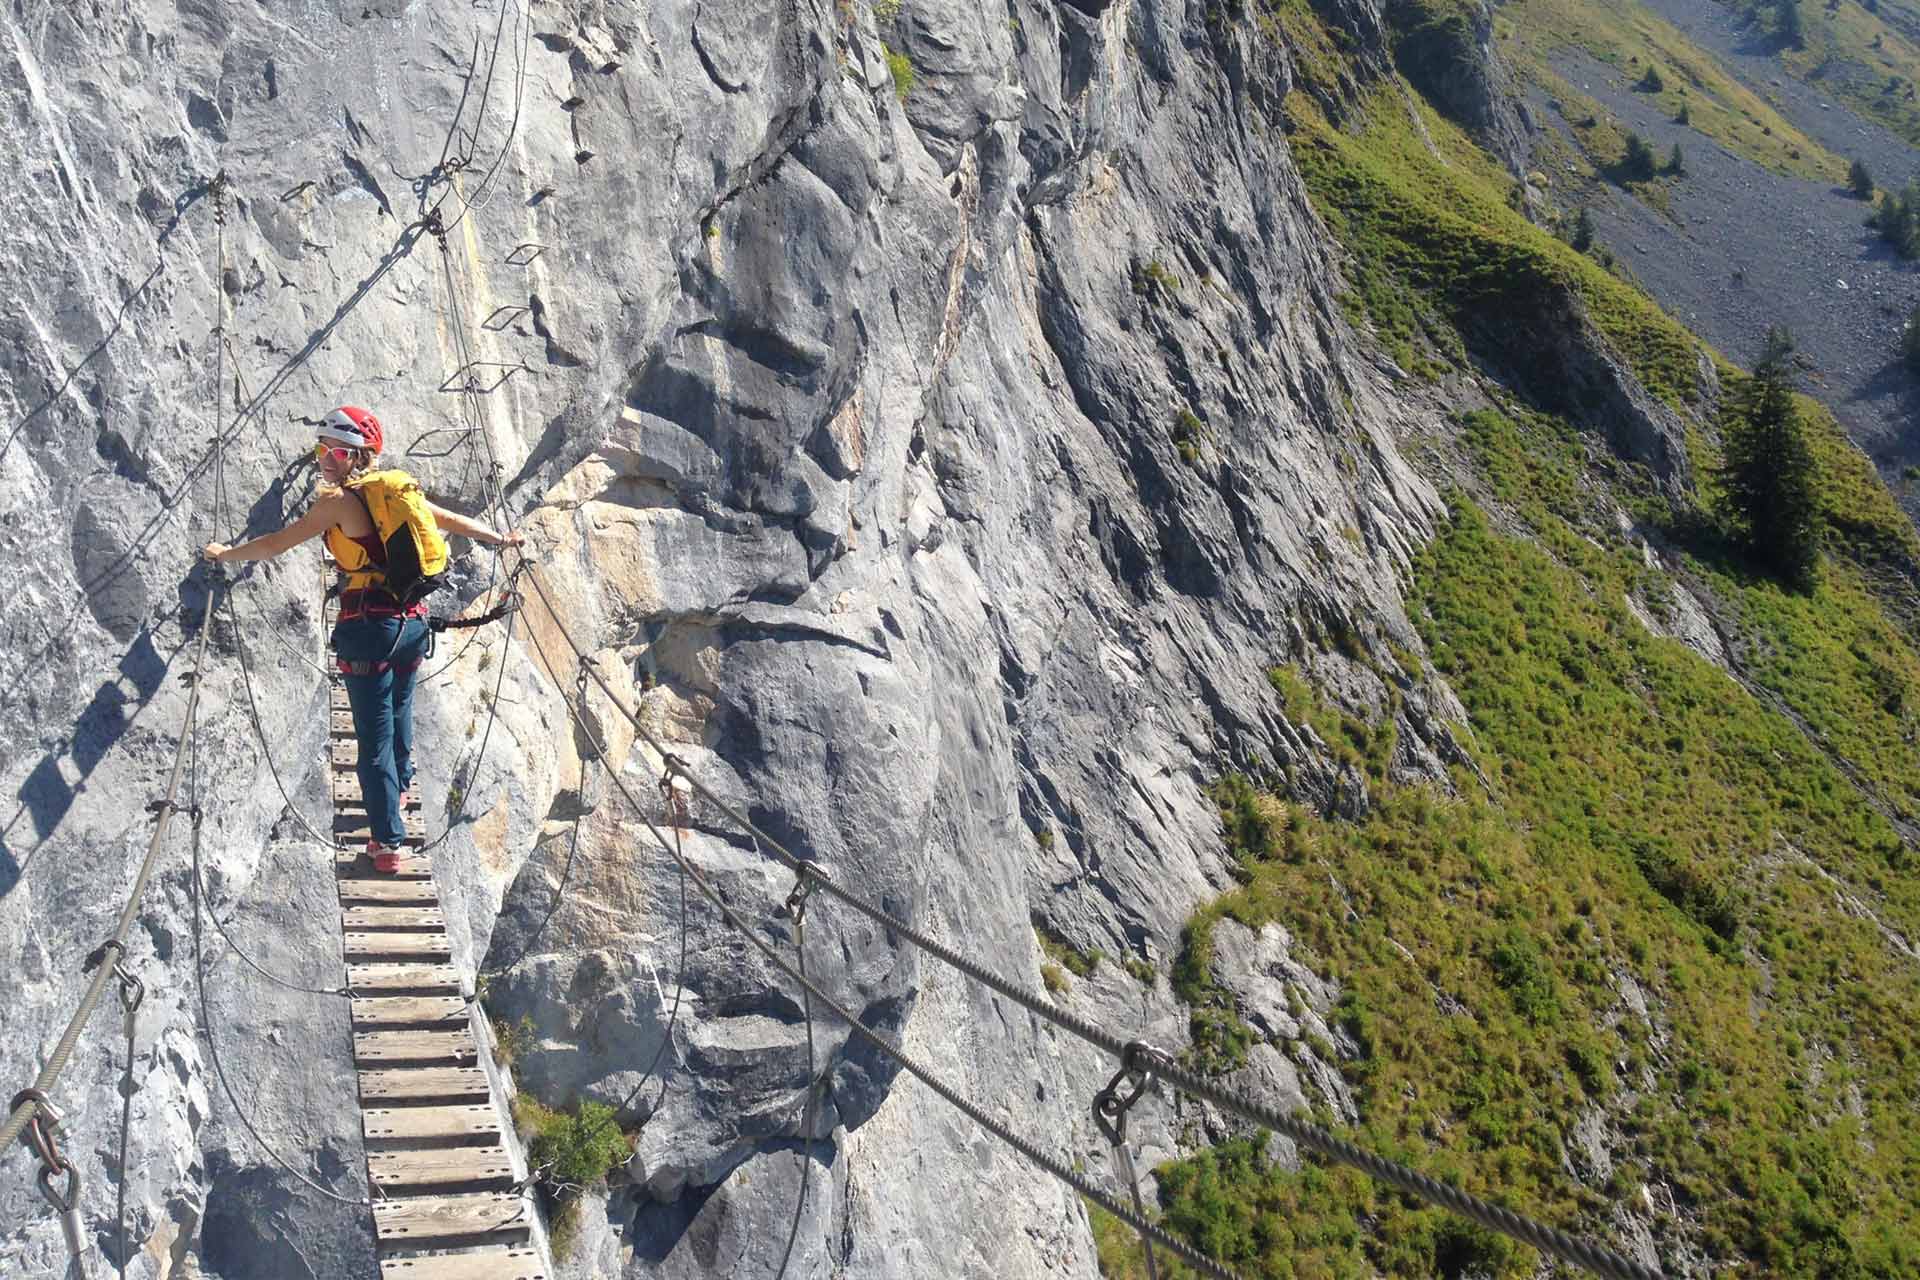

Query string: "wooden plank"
[[352, 996, 467, 1028], [346, 963, 462, 995], [359, 1067, 491, 1104], [379, 1248, 546, 1280], [368, 1144, 516, 1192], [334, 815, 429, 845], [342, 906, 446, 932], [371, 1193, 528, 1249], [354, 1029, 478, 1066], [336, 849, 433, 879], [332, 774, 424, 811], [333, 741, 359, 767], [362, 1104, 501, 1145], [343, 932, 452, 961], [338, 879, 439, 905], [331, 709, 356, 736]]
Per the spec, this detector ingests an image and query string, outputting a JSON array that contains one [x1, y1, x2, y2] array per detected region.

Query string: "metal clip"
[[1092, 1041, 1168, 1280], [40, 1160, 86, 1268], [781, 860, 822, 924]]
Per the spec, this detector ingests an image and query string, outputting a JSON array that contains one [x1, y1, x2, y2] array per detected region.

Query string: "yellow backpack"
[[325, 469, 451, 606]]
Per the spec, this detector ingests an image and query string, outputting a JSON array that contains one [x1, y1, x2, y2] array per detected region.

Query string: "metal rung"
[[504, 242, 545, 266], [482, 304, 528, 331], [438, 362, 524, 395]]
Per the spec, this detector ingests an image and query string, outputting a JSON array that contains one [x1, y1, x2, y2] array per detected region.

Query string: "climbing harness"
[[1093, 1045, 1165, 1280]]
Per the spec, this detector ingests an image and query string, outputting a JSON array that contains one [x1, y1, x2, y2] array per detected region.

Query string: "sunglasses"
[[314, 443, 358, 463]]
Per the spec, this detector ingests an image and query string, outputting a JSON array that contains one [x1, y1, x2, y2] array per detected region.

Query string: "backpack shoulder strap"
[[342, 478, 386, 564]]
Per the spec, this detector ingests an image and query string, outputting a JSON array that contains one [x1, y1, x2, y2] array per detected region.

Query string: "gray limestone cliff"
[[1, 1, 1464, 1275]]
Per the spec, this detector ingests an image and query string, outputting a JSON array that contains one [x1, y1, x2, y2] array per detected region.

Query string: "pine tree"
[[1667, 143, 1686, 176], [1639, 66, 1666, 92], [1572, 205, 1595, 251], [1779, 0, 1806, 50], [1849, 158, 1876, 199], [1621, 132, 1658, 181], [1873, 182, 1920, 258], [1676, 101, 1691, 125], [1903, 304, 1920, 374], [1720, 328, 1820, 588]]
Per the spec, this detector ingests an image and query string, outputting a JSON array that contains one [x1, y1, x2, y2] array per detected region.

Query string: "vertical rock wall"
[[0, 1, 1447, 1275]]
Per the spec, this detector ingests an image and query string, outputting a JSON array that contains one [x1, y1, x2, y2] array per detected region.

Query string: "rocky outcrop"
[[0, 1, 1454, 1276]]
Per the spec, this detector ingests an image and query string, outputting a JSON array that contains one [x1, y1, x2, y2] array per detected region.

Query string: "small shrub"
[[1035, 923, 1101, 979], [872, 0, 901, 19], [1040, 961, 1068, 996], [1637, 66, 1665, 92], [1903, 304, 1920, 373], [885, 47, 913, 99], [492, 1013, 535, 1067]]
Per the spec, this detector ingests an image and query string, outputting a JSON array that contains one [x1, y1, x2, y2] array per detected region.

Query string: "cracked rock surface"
[[2, 1, 1452, 1275]]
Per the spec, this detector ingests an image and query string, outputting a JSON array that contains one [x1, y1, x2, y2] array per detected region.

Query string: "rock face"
[[0, 1, 1449, 1276]]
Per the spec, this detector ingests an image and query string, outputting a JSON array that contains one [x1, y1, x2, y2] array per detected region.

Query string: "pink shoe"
[[369, 842, 402, 874]]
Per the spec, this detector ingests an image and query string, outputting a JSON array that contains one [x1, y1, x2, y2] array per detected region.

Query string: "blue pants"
[[332, 616, 430, 846]]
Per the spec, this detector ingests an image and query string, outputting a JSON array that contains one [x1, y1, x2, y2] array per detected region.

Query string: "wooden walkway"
[[331, 680, 549, 1280]]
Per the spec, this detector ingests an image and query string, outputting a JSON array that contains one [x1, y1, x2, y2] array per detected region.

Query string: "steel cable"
[[515, 568, 1662, 1280], [538, 637, 1239, 1280]]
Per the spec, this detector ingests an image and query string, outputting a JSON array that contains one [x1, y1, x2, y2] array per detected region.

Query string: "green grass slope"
[[1107, 8, 1920, 1279]]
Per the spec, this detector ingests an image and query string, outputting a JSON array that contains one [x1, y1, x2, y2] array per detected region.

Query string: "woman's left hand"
[[499, 529, 526, 548], [202, 542, 232, 563]]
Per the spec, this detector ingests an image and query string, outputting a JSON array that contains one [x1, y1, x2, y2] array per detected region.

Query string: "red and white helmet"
[[317, 405, 384, 454]]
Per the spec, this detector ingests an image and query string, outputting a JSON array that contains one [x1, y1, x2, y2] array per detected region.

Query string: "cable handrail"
[[513, 567, 1663, 1280]]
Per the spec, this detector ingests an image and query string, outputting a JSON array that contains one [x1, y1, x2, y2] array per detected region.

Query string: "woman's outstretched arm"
[[204, 494, 343, 563], [426, 500, 524, 547]]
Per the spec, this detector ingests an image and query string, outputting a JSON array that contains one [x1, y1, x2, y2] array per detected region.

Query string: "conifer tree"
[[1667, 143, 1685, 176], [1720, 327, 1819, 588], [1621, 132, 1657, 181], [1572, 205, 1595, 251], [1849, 158, 1875, 199], [1903, 304, 1920, 374], [1779, 0, 1805, 49]]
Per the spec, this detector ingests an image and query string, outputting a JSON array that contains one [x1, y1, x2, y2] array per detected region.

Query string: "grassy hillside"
[[1503, 0, 1845, 183], [1105, 6, 1920, 1279]]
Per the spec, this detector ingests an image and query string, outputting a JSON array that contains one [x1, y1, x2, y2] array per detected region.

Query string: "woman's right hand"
[[202, 542, 232, 563]]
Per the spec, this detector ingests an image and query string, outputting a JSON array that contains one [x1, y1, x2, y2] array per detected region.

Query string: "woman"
[[204, 406, 523, 871]]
